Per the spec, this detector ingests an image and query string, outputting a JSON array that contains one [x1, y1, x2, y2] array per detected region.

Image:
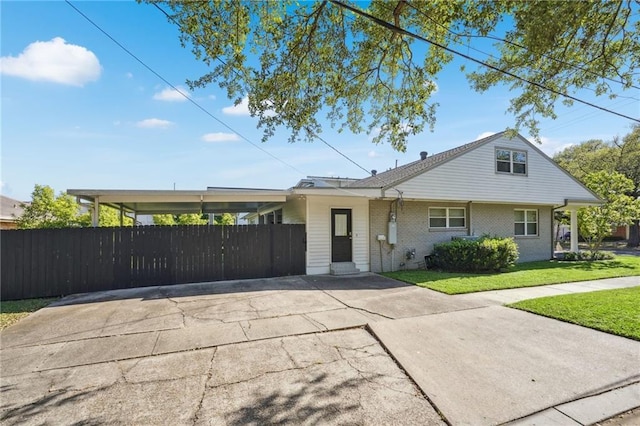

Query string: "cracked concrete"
[[1, 273, 638, 425]]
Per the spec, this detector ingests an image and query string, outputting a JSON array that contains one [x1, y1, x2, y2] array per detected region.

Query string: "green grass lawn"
[[509, 286, 640, 341], [383, 255, 640, 294], [0, 298, 58, 330]]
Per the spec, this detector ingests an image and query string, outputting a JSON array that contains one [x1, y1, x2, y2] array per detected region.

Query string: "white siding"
[[394, 135, 598, 205], [306, 195, 370, 275], [282, 197, 306, 224]]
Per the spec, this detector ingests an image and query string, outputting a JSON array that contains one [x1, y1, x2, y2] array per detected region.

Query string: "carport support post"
[[570, 209, 578, 252], [92, 197, 100, 227]]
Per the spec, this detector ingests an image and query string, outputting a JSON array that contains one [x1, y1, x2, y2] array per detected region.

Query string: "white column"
[[92, 197, 100, 227], [570, 209, 578, 252]]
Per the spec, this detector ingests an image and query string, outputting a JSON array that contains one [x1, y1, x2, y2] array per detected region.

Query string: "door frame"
[[330, 208, 353, 262]]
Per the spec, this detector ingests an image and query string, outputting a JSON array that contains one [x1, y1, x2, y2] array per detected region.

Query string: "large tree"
[[147, 0, 639, 151], [16, 185, 81, 229], [578, 171, 640, 254], [554, 125, 640, 247]]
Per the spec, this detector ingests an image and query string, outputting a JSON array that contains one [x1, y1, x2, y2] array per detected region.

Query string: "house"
[[69, 132, 601, 276], [0, 195, 26, 230], [247, 132, 601, 273]]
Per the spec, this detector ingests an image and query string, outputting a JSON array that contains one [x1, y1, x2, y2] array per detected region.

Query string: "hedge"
[[432, 237, 519, 272]]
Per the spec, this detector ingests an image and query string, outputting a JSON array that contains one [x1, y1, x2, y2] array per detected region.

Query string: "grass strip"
[[383, 256, 640, 294], [0, 298, 58, 330], [509, 286, 640, 340]]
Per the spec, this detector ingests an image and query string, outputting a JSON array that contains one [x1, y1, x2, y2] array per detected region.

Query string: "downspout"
[[468, 201, 473, 236], [554, 200, 578, 253], [550, 206, 555, 259]]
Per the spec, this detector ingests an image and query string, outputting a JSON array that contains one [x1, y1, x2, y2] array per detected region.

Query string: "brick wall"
[[369, 200, 553, 272], [469, 203, 552, 263], [369, 200, 468, 272]]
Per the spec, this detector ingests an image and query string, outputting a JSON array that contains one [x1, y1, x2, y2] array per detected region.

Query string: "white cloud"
[[221, 95, 283, 117], [201, 132, 240, 143], [153, 86, 188, 102], [475, 131, 497, 140], [222, 96, 251, 116], [125, 72, 133, 79], [208, 94, 216, 100], [368, 150, 381, 158], [0, 37, 101, 86], [136, 118, 174, 129], [536, 136, 574, 156]]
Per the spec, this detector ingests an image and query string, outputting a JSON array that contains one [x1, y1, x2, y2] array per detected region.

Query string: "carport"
[[554, 198, 604, 252], [67, 188, 290, 226]]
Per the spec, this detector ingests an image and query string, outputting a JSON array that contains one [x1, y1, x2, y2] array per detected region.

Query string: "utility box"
[[387, 221, 397, 244]]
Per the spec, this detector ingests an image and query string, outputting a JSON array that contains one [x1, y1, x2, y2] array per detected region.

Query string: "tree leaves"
[[150, 0, 639, 151], [16, 185, 81, 229]]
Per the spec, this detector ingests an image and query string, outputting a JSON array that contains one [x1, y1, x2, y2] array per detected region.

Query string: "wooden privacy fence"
[[1, 224, 306, 301]]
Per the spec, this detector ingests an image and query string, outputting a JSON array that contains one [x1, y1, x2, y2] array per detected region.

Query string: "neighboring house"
[[69, 132, 601, 276], [0, 195, 26, 230]]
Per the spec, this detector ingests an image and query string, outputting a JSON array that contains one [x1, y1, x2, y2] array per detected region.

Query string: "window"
[[514, 209, 537, 236], [429, 207, 466, 228], [496, 149, 527, 175], [334, 214, 348, 236]]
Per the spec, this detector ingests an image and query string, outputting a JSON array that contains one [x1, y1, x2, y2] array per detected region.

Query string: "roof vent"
[[420, 151, 428, 160], [371, 169, 377, 176]]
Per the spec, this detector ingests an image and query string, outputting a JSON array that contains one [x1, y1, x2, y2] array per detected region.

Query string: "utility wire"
[[404, 0, 640, 91], [330, 0, 639, 123], [65, 0, 307, 178], [65, 1, 383, 198], [151, 2, 387, 185]]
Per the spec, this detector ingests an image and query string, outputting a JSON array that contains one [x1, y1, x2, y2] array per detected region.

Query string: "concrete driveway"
[[1, 274, 638, 425]]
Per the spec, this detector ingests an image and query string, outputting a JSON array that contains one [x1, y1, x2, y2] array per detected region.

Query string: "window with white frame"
[[496, 149, 527, 175], [429, 207, 466, 228], [514, 209, 537, 236]]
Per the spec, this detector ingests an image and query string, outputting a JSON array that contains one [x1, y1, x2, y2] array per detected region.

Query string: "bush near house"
[[432, 236, 519, 272], [562, 251, 616, 261]]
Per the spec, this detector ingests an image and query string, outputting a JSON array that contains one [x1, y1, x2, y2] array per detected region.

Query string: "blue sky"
[[2, 1, 638, 201]]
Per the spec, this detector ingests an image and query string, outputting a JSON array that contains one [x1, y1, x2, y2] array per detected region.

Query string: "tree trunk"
[[627, 220, 639, 248]]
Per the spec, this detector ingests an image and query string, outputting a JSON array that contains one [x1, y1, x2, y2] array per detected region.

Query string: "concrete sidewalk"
[[1, 273, 638, 425]]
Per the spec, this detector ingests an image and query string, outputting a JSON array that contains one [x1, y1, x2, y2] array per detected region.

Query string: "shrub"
[[432, 236, 519, 272], [561, 251, 616, 261]]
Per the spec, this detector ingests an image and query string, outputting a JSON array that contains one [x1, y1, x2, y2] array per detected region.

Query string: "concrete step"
[[330, 262, 360, 276]]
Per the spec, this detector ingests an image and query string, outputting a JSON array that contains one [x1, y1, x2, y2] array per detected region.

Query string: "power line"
[[151, 2, 383, 183], [64, 0, 307, 178], [329, 0, 639, 124], [404, 0, 640, 91], [65, 1, 384, 199]]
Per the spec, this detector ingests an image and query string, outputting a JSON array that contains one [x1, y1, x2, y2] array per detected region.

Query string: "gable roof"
[[350, 132, 506, 189]]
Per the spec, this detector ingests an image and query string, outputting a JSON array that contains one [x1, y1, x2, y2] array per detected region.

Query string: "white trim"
[[514, 208, 538, 236], [496, 147, 528, 176], [428, 206, 467, 229]]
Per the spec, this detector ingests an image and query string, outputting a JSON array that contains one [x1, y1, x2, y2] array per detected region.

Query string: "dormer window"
[[496, 149, 527, 175]]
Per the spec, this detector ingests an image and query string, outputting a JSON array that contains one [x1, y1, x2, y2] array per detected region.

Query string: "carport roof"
[[67, 188, 290, 215]]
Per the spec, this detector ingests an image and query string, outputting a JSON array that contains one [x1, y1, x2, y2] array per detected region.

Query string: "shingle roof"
[[0, 195, 27, 220], [350, 132, 506, 188]]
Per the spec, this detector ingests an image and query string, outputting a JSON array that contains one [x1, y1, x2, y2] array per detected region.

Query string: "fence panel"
[[1, 224, 305, 301]]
